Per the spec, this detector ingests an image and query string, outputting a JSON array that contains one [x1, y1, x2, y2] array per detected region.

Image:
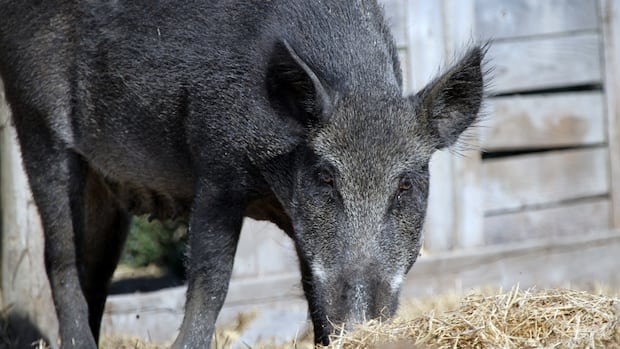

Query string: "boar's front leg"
[[172, 183, 244, 349], [12, 107, 96, 348]]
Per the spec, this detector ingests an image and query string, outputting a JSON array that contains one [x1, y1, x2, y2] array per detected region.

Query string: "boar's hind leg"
[[80, 169, 131, 342], [172, 184, 244, 349], [12, 109, 97, 348]]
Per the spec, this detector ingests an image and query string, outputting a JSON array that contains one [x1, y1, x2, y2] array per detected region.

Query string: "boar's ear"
[[266, 40, 333, 129], [412, 46, 486, 149]]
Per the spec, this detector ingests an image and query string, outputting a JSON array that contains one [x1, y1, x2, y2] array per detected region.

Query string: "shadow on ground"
[[109, 274, 184, 295], [0, 310, 49, 349]]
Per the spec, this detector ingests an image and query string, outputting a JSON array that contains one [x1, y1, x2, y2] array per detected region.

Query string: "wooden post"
[[407, 0, 457, 252], [0, 80, 59, 347], [443, 0, 484, 249], [407, 0, 484, 252], [601, 0, 620, 229]]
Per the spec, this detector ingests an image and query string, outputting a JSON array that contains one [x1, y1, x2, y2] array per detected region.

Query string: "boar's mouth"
[[310, 299, 398, 345], [303, 268, 402, 345]]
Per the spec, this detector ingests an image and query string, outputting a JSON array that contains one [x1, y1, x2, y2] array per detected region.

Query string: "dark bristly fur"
[[0, 1, 486, 348]]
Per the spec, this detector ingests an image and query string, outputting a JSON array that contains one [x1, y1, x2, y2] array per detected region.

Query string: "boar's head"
[[263, 40, 486, 344]]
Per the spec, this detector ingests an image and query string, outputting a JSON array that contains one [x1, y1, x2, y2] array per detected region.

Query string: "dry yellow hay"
[[17, 286, 620, 349], [99, 336, 165, 349], [326, 286, 619, 349]]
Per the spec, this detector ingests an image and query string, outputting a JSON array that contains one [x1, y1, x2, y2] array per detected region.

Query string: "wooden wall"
[[3, 0, 620, 345], [405, 0, 614, 251], [476, 0, 611, 246]]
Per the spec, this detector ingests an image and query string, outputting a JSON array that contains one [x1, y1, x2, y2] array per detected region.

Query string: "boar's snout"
[[316, 270, 401, 339]]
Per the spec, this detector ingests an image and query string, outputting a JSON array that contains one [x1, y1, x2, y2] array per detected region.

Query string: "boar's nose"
[[341, 276, 396, 325], [341, 280, 370, 324], [335, 273, 397, 328]]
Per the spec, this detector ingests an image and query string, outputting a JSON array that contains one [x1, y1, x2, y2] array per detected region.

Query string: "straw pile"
[[325, 286, 619, 349], [24, 286, 620, 349]]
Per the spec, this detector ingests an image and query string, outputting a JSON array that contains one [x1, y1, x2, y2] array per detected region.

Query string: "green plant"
[[120, 216, 187, 279]]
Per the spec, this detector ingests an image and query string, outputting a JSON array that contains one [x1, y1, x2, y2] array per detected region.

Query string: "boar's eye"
[[395, 176, 416, 203], [399, 177, 413, 192], [318, 168, 334, 187]]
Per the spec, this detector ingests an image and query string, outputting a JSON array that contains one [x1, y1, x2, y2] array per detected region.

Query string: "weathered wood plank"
[[252, 222, 298, 276], [484, 198, 610, 245], [103, 288, 310, 344], [102, 286, 185, 342], [601, 0, 620, 228], [102, 273, 305, 342], [475, 0, 599, 40], [481, 92, 606, 151], [488, 33, 602, 94], [482, 147, 609, 213], [402, 230, 620, 297], [233, 219, 297, 278]]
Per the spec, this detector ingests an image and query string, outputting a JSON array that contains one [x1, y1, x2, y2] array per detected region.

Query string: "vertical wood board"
[[407, 0, 455, 252], [406, 0, 447, 92], [381, 0, 408, 47], [398, 49, 410, 94], [601, 0, 620, 228], [443, 0, 484, 249]]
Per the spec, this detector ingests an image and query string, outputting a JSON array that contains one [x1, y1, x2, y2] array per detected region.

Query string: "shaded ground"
[[0, 310, 50, 349], [109, 264, 184, 295], [108, 275, 183, 295]]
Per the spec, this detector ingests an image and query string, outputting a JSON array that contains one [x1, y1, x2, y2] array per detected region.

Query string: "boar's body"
[[0, 0, 485, 348]]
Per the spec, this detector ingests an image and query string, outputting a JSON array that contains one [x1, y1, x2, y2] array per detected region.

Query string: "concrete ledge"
[[402, 229, 620, 297], [102, 230, 620, 343]]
